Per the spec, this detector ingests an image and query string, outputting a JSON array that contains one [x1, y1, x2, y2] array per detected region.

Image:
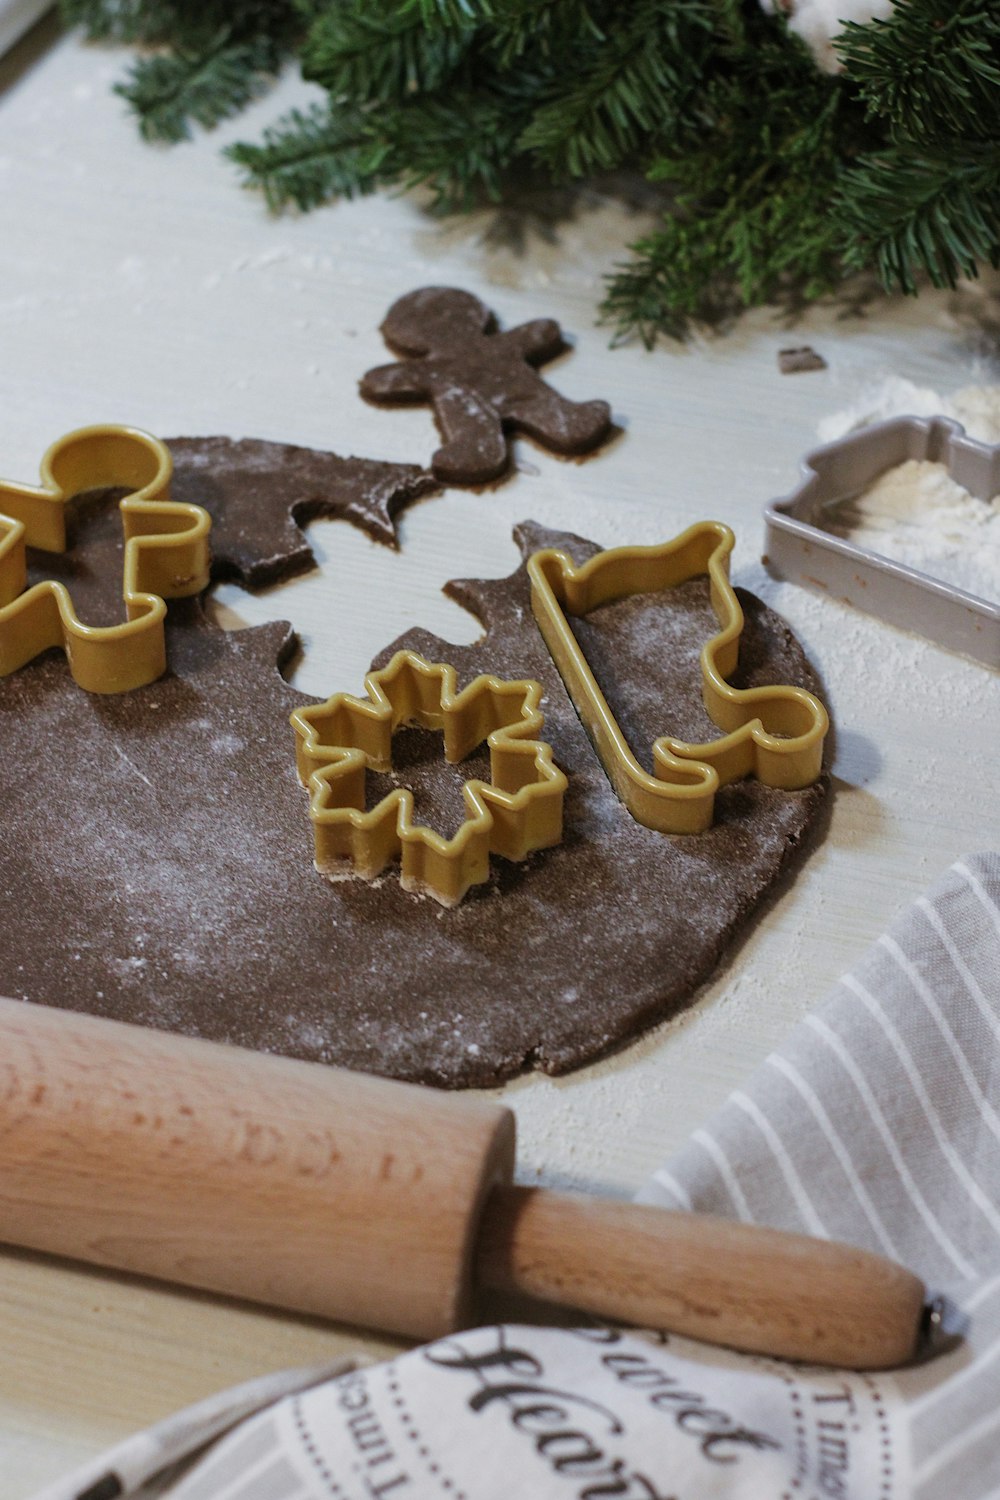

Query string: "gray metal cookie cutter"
[[763, 416, 1000, 668]]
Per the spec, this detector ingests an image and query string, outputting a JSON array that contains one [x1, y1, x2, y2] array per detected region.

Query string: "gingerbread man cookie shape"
[[360, 288, 613, 486]]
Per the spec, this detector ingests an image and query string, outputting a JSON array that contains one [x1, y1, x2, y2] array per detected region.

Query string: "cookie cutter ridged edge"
[[290, 650, 567, 906], [527, 521, 828, 835], [0, 424, 212, 693], [763, 415, 1000, 668]]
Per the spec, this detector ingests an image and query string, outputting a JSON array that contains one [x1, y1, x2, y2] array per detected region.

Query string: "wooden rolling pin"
[[0, 995, 930, 1369]]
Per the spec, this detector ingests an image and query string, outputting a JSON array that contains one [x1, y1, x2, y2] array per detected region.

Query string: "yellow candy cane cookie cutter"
[[0, 424, 211, 693], [527, 521, 828, 835], [291, 650, 567, 907]]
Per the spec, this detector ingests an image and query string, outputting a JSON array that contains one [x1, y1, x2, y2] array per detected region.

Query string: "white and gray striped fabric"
[[640, 850, 1000, 1498], [34, 852, 1000, 1500]]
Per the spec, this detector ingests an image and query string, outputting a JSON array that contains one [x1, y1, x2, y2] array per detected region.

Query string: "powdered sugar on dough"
[[0, 535, 828, 1088]]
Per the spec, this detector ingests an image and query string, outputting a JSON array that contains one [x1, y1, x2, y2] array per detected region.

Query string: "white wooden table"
[[2, 19, 998, 1494]]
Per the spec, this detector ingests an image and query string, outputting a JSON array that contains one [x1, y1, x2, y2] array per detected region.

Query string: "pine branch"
[[116, 31, 289, 143], [382, 87, 532, 208], [59, 0, 179, 44], [406, 0, 494, 30], [302, 2, 472, 105], [518, 2, 714, 176], [838, 0, 1000, 146], [61, 0, 300, 46], [837, 146, 1000, 294], [224, 103, 388, 211], [62, 0, 1000, 340], [484, 0, 599, 61], [603, 7, 851, 343]]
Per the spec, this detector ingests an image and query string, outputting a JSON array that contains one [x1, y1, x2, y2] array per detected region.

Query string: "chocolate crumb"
[[778, 346, 828, 375]]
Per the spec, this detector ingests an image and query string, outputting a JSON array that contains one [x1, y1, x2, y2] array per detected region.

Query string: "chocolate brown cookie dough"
[[166, 436, 438, 586], [361, 288, 612, 485], [23, 437, 438, 625], [0, 524, 828, 1087]]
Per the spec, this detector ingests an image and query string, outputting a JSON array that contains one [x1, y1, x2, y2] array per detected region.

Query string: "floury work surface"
[[0, 20, 998, 1496]]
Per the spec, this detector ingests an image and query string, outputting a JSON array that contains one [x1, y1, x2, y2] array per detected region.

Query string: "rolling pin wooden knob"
[[0, 996, 929, 1368]]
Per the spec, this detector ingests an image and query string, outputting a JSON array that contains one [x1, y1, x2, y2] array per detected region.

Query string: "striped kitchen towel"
[[640, 850, 1000, 1497], [32, 852, 1000, 1500]]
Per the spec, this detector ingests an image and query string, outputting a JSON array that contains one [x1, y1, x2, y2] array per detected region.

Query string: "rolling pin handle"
[[475, 1184, 928, 1370]]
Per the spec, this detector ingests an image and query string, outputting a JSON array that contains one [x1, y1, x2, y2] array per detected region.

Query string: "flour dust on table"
[[818, 379, 1000, 446], [827, 458, 1000, 604]]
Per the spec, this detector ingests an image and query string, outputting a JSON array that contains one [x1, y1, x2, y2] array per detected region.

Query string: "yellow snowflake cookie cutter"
[[0, 424, 212, 693], [527, 521, 828, 835], [291, 650, 567, 907]]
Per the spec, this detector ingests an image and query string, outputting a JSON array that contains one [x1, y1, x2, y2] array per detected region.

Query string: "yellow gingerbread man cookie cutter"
[[528, 521, 828, 835], [291, 650, 567, 906], [0, 424, 211, 693]]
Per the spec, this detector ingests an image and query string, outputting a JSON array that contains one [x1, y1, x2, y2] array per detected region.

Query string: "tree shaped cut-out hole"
[[207, 493, 522, 696]]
